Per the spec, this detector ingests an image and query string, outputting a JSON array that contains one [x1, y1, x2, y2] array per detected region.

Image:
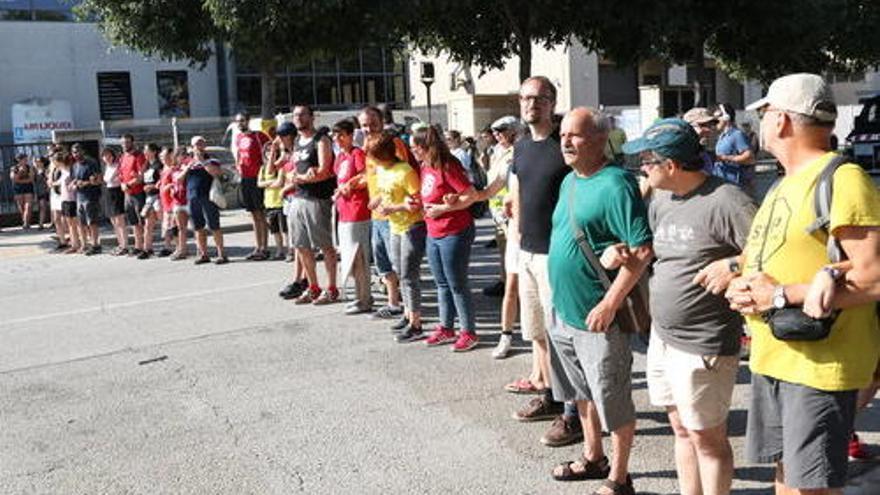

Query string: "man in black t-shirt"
[[506, 77, 582, 448], [70, 143, 103, 255], [289, 105, 339, 305]]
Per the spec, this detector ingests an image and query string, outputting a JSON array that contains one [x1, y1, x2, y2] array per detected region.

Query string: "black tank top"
[[293, 131, 336, 199]]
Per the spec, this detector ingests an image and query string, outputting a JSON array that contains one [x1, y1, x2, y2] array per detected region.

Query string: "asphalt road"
[[1, 223, 878, 494]]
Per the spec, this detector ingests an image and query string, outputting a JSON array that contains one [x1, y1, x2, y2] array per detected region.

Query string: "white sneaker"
[[492, 333, 513, 359]]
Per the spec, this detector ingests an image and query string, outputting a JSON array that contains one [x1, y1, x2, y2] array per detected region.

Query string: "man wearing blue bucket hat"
[[623, 118, 755, 495]]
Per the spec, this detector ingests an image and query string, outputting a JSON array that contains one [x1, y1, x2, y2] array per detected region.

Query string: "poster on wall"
[[157, 71, 190, 118], [11, 98, 74, 144]]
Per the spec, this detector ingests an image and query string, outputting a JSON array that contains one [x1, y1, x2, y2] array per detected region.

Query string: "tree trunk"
[[519, 41, 532, 83], [259, 62, 276, 120]]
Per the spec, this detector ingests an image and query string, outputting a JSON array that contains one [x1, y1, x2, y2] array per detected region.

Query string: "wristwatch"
[[772, 285, 787, 309], [727, 257, 741, 274]]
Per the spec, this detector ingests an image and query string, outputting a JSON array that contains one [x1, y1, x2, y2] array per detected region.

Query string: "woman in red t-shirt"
[[411, 125, 480, 352], [167, 146, 190, 260], [332, 120, 372, 313]]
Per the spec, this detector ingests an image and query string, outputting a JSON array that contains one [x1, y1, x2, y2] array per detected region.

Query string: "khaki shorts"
[[517, 251, 551, 342], [646, 330, 738, 430]]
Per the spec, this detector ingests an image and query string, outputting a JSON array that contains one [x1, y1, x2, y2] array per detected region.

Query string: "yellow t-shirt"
[[487, 145, 513, 212], [743, 152, 880, 391], [375, 161, 422, 234], [258, 164, 283, 209]]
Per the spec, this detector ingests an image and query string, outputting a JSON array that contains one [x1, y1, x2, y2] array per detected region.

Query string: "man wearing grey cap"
[[622, 118, 755, 495], [727, 73, 880, 493]]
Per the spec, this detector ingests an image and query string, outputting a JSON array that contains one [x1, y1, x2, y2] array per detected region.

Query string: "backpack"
[[467, 150, 489, 219]]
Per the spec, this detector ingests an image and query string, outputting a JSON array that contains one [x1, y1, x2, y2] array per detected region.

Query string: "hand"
[[424, 203, 450, 219], [404, 195, 421, 212], [368, 197, 383, 211], [503, 197, 513, 219], [600, 243, 631, 270], [303, 169, 317, 181], [121, 183, 129, 193], [804, 269, 836, 318], [585, 298, 619, 333], [442, 193, 459, 206], [725, 272, 778, 315], [693, 258, 736, 295]]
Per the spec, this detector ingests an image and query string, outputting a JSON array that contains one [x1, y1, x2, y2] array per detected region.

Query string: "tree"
[[399, 0, 579, 83], [573, 0, 880, 104], [78, 0, 396, 118]]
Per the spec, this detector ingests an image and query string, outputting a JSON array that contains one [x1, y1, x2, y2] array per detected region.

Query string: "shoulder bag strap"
[[567, 181, 613, 291]]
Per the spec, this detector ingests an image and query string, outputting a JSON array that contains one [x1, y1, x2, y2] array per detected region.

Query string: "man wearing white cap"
[[726, 73, 880, 493]]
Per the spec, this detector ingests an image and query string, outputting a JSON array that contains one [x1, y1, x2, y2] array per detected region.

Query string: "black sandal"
[[551, 455, 610, 482], [591, 476, 635, 495]]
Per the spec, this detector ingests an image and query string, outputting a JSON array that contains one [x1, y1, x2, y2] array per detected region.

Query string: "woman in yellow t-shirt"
[[367, 132, 427, 342]]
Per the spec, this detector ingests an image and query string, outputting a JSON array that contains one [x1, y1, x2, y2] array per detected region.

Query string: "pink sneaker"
[[452, 331, 479, 352], [426, 326, 456, 346]]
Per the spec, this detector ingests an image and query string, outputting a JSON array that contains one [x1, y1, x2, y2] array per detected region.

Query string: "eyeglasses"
[[640, 158, 666, 168], [519, 94, 553, 105]]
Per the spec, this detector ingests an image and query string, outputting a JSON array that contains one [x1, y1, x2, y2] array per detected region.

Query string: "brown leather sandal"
[[591, 475, 635, 495], [551, 455, 610, 482]]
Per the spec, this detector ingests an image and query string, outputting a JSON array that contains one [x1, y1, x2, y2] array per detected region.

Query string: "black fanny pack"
[[763, 308, 837, 341]]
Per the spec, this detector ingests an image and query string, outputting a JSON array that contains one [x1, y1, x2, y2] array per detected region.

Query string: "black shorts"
[[240, 178, 264, 212], [77, 200, 102, 225], [125, 192, 146, 226], [13, 183, 34, 196], [266, 208, 287, 234], [61, 201, 77, 218], [189, 194, 221, 231], [107, 187, 125, 217]]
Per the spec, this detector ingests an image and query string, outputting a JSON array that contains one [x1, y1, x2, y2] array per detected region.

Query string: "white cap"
[[190, 135, 207, 146], [490, 115, 519, 131], [746, 73, 836, 122]]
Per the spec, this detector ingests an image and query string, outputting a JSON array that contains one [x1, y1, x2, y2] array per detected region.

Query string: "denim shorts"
[[371, 219, 393, 276], [189, 194, 220, 231]]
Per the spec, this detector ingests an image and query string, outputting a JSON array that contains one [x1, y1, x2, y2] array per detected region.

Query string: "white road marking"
[[0, 280, 278, 328]]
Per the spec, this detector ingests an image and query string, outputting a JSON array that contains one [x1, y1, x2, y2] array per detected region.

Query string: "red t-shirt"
[[235, 131, 270, 179], [119, 150, 146, 195], [282, 158, 297, 198], [170, 167, 188, 207], [420, 161, 474, 238], [159, 167, 174, 212], [334, 148, 370, 222]]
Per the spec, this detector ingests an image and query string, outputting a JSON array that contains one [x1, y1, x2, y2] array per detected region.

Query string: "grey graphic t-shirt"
[[649, 175, 756, 356]]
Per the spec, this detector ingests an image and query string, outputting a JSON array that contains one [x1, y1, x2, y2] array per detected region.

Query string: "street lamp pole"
[[420, 62, 435, 125]]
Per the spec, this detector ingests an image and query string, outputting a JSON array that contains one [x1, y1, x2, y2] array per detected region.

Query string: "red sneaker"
[[849, 433, 872, 461], [452, 331, 479, 352], [426, 326, 456, 346]]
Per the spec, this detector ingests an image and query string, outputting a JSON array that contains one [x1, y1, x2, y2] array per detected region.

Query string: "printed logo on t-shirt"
[[421, 173, 436, 198], [746, 196, 791, 271], [238, 135, 253, 151], [654, 223, 696, 252], [338, 158, 350, 181]]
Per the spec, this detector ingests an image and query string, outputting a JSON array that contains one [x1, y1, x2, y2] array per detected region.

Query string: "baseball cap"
[[190, 135, 206, 146], [277, 122, 296, 137], [682, 107, 716, 125], [491, 115, 519, 131], [622, 118, 701, 163], [745, 73, 836, 122]]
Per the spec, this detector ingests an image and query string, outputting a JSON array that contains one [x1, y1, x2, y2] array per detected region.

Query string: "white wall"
[[0, 21, 220, 139]]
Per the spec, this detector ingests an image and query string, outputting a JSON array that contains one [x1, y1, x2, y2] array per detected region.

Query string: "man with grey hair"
[[727, 73, 880, 494], [547, 107, 652, 495]]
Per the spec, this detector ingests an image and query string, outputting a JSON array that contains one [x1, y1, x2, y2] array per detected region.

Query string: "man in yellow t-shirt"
[[727, 73, 880, 493]]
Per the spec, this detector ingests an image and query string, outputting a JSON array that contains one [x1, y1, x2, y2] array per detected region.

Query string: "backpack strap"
[[805, 153, 849, 264]]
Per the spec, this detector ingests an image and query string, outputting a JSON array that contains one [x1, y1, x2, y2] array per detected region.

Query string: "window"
[[364, 75, 386, 103], [599, 64, 639, 106], [290, 76, 315, 107], [97, 72, 133, 120], [315, 76, 340, 106], [235, 75, 261, 115], [341, 76, 363, 105], [156, 71, 190, 118]]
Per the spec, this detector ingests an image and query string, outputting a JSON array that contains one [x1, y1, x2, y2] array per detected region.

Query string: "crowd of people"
[[3, 71, 880, 495]]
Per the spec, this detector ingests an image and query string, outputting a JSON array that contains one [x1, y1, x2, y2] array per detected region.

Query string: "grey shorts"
[[141, 194, 161, 217], [547, 310, 635, 432], [287, 196, 333, 249], [77, 200, 102, 225], [746, 373, 856, 489]]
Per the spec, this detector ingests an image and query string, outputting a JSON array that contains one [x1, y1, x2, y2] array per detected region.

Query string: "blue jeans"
[[371, 219, 393, 276], [426, 224, 476, 332]]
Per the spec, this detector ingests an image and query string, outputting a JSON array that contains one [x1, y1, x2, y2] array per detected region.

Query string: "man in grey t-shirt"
[[621, 118, 755, 495]]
